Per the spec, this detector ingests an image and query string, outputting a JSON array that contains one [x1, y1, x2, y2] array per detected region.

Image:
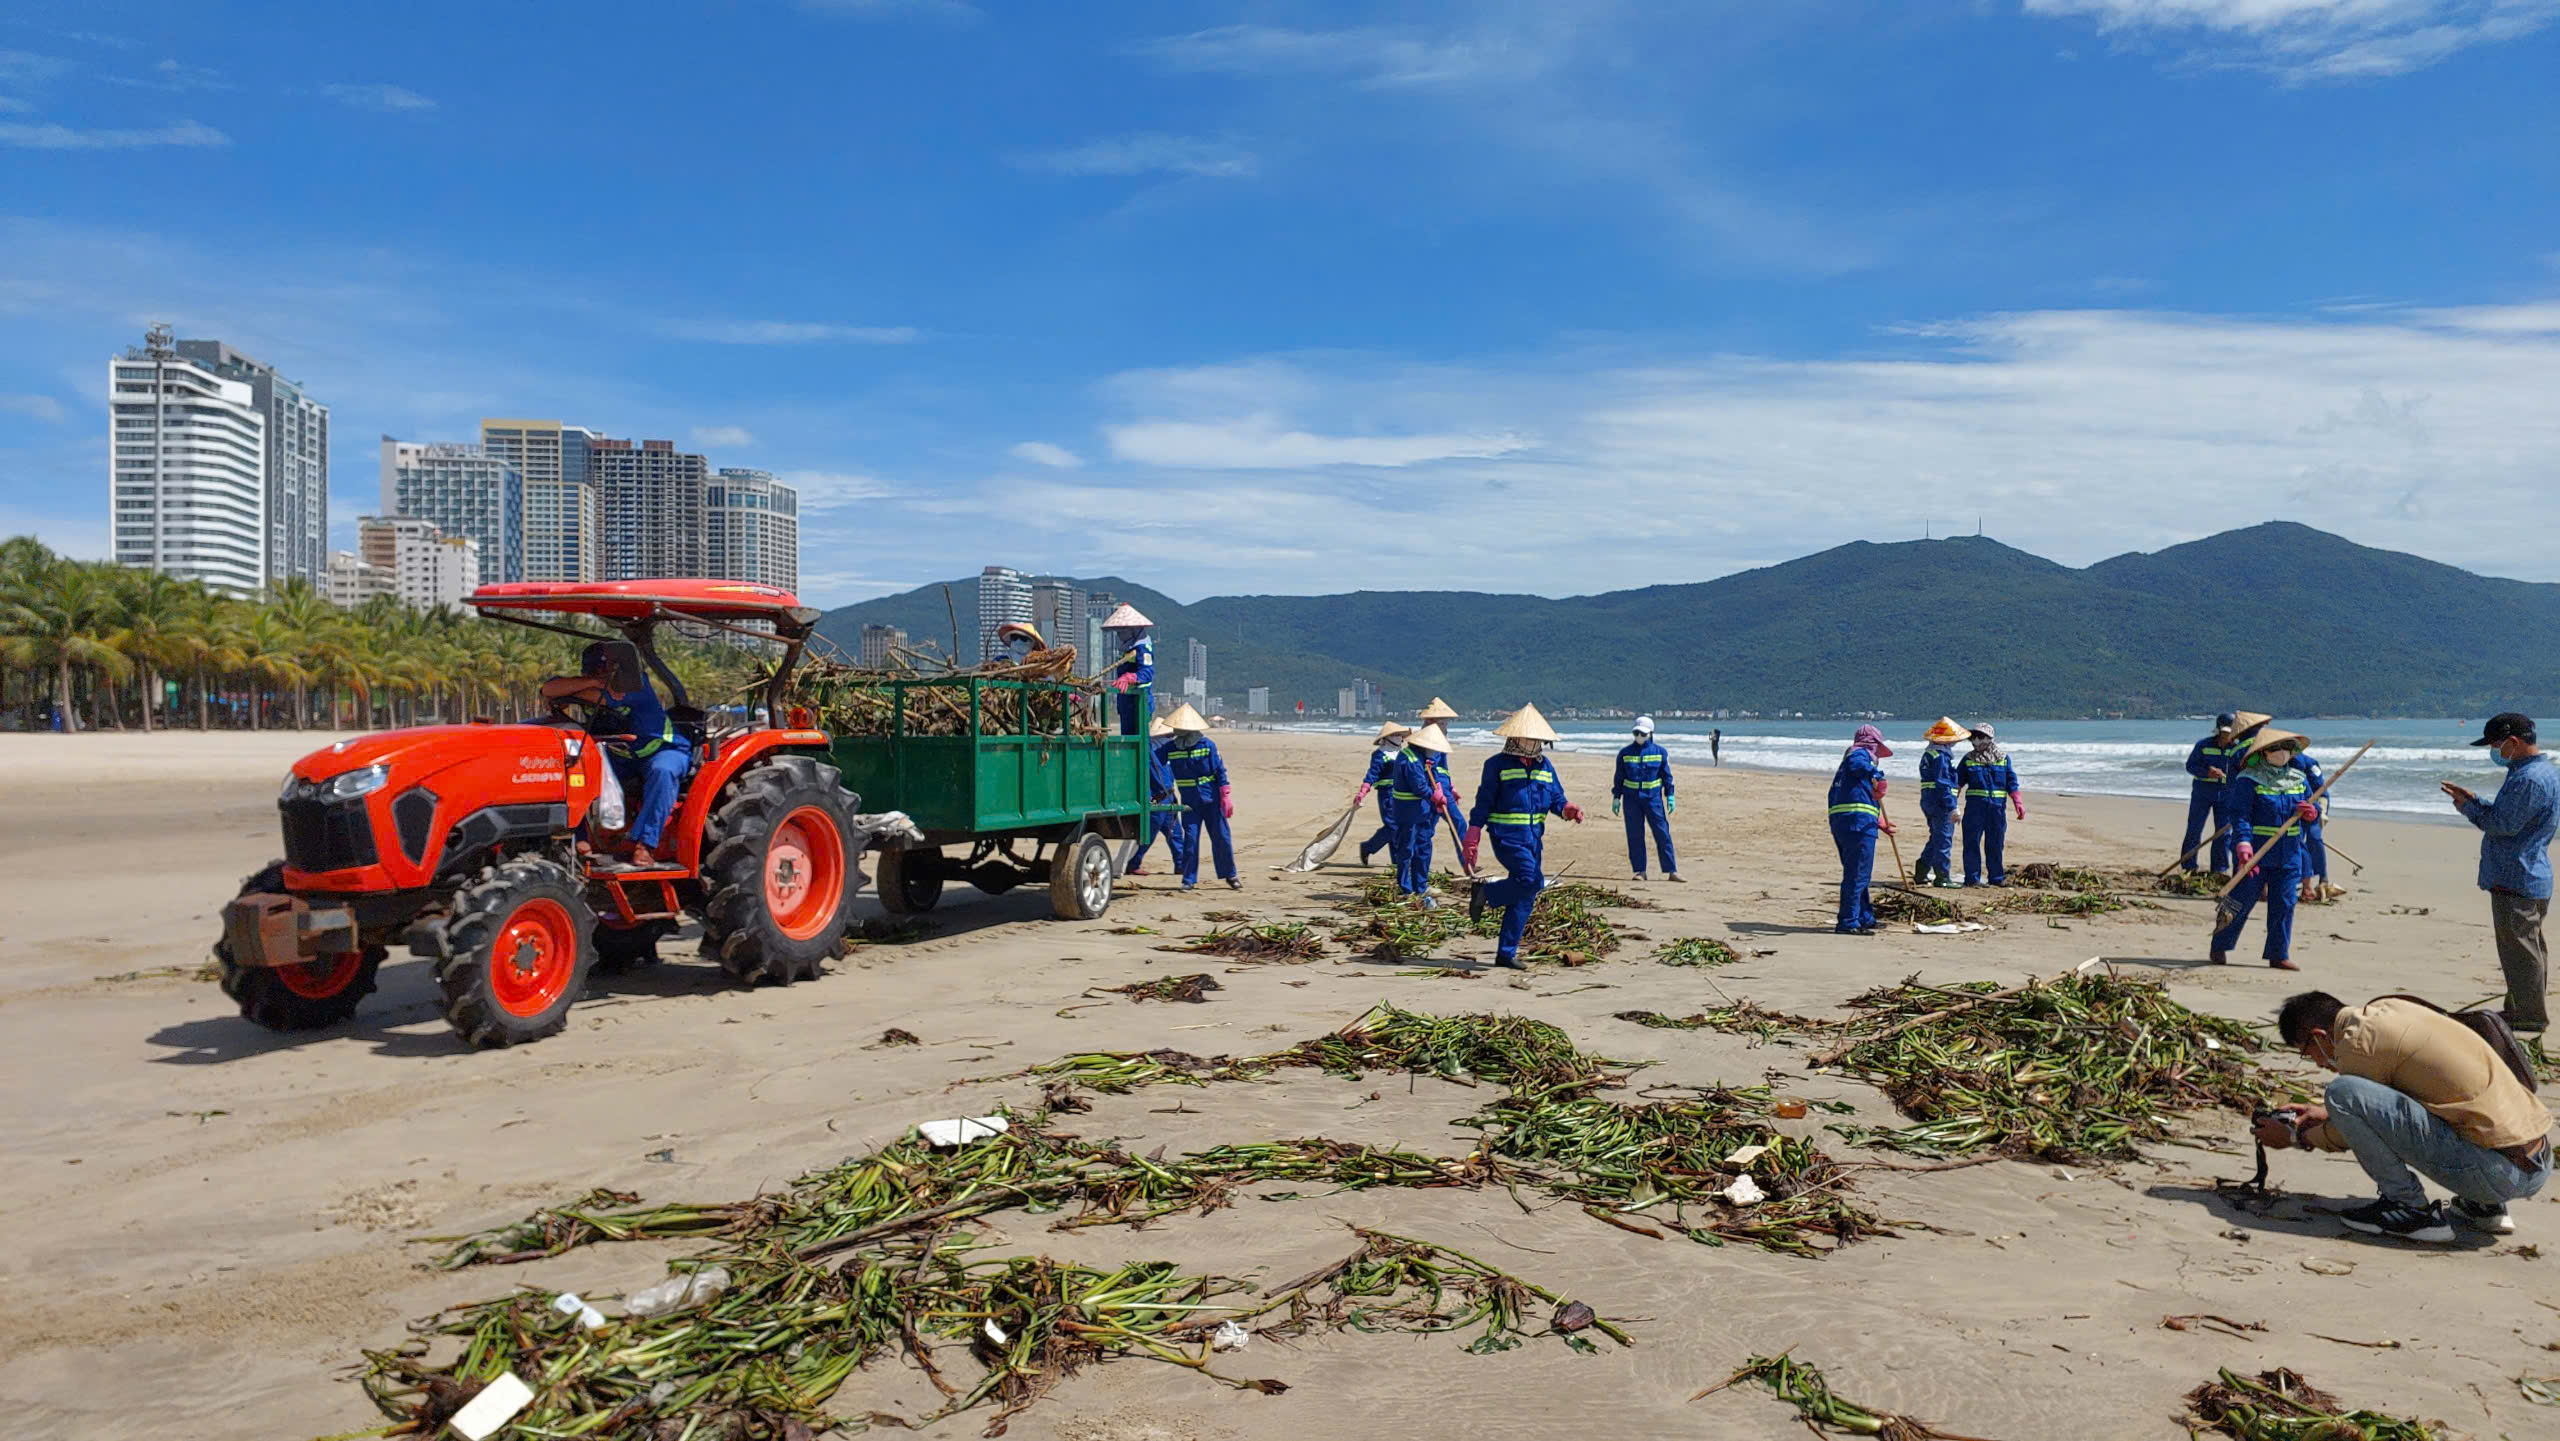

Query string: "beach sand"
[[0, 728, 2547, 1440]]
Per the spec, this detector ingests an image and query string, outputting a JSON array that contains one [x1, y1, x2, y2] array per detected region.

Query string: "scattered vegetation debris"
[[2150, 869, 2225, 898], [2162, 1313, 2267, 1338], [1872, 888, 1966, 924], [1201, 909, 1249, 922], [876, 1028, 922, 1047], [1106, 973, 1223, 1004], [1656, 937, 1741, 968], [1611, 1004, 1817, 1042], [1695, 1352, 1995, 1439], [2183, 1368, 2442, 1440], [1175, 921, 1327, 961]]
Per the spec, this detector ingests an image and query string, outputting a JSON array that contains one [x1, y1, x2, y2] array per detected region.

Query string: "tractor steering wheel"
[[545, 694, 597, 727]]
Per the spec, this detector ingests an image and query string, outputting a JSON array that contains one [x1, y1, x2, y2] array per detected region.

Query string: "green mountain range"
[[812, 523, 2559, 718]]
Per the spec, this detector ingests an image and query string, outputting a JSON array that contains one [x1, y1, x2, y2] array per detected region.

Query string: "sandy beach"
[[0, 728, 2547, 1441]]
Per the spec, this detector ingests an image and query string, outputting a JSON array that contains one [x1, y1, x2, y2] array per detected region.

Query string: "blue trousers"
[[1136, 806, 1190, 873], [1393, 798, 1438, 895], [2181, 787, 2230, 872], [2212, 849, 2303, 961], [1917, 804, 1955, 882], [1621, 798, 1676, 875], [1483, 825, 1545, 962], [1359, 792, 1399, 866], [612, 746, 690, 849], [1962, 800, 2008, 885], [2301, 822, 2328, 881], [1831, 819, 1877, 931], [1179, 802, 1236, 883], [1115, 690, 1144, 736]]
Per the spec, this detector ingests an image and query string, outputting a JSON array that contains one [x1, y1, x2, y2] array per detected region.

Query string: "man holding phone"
[[2445, 713, 2556, 1034]]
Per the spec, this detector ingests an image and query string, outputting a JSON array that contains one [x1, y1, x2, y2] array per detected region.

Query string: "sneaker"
[[1180, 881, 1197, 892], [2453, 1198, 2515, 1235], [1419, 895, 1439, 911], [1468, 881, 1487, 923], [2337, 1198, 2455, 1244], [1225, 877, 1243, 891], [1494, 955, 1524, 970], [1632, 872, 1649, 882]]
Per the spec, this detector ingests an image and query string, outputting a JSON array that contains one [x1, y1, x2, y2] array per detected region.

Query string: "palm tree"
[[112, 568, 201, 733], [0, 560, 131, 732], [263, 577, 337, 728], [235, 610, 312, 733]]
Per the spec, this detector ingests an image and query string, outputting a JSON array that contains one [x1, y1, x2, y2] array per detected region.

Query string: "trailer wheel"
[[217, 861, 382, 1030], [874, 845, 944, 915], [1049, 834, 1116, 921], [428, 857, 596, 1048], [701, 753, 859, 986]]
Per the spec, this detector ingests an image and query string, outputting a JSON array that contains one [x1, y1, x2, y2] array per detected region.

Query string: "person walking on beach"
[[2216, 711, 2274, 876], [1354, 721, 1416, 868], [2212, 728, 2316, 970], [1613, 716, 1682, 882], [1915, 717, 1966, 887], [1959, 725, 2023, 887], [1710, 728, 1721, 766], [1827, 725, 1896, 935], [1390, 724, 1461, 905], [2445, 712, 2556, 1034], [2182, 713, 2240, 874], [1162, 704, 1240, 891], [1463, 704, 1584, 968]]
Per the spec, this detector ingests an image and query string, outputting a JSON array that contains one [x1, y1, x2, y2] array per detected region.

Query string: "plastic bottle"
[[622, 1265, 730, 1317]]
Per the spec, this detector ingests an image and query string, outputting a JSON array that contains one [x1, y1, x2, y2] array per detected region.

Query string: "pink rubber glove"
[[1561, 804, 1585, 824], [1461, 826, 1482, 870], [1431, 791, 1448, 814], [1220, 793, 1234, 820], [2234, 842, 2255, 871], [2012, 799, 2026, 821], [1879, 819, 1897, 837], [1110, 674, 1135, 691], [1355, 783, 1372, 804], [1873, 776, 1889, 799], [2296, 801, 2319, 824]]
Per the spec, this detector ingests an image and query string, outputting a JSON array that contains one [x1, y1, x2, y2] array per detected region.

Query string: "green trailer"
[[825, 676, 1156, 921]]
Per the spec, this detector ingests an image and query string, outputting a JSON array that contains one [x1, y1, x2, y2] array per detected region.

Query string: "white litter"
[[984, 1318, 1009, 1344], [551, 1291, 606, 1331], [1210, 1320, 1251, 1352], [449, 1371, 535, 1440], [1724, 1143, 1770, 1167], [624, 1266, 731, 1318], [919, 1115, 1010, 1148], [2050, 1167, 2074, 1182], [1721, 1175, 1767, 1207], [1912, 922, 1990, 935], [2076, 956, 2104, 972], [2203, 1036, 2223, 1051]]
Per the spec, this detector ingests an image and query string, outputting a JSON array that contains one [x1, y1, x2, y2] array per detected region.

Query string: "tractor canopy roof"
[[469, 579, 819, 627]]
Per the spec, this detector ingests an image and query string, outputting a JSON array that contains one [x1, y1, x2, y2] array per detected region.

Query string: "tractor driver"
[[542, 641, 690, 866]]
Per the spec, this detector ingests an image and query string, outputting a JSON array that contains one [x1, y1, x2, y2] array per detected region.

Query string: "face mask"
[[2261, 751, 2295, 769], [1509, 738, 1544, 757], [2492, 747, 2518, 770]]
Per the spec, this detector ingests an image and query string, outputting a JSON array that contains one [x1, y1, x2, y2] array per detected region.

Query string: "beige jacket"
[[2300, 1000, 2553, 1154]]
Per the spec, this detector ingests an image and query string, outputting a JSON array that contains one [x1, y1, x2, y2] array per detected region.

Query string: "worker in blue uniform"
[[1958, 725, 2024, 887], [1160, 703, 1238, 890], [1419, 722, 1463, 834], [1613, 716, 1682, 882], [1914, 716, 1967, 886], [2291, 746, 2330, 901], [2212, 729, 2317, 970], [1828, 725, 1896, 934], [544, 640, 690, 867], [1128, 717, 1191, 878], [1101, 603, 1155, 736], [1354, 722, 1416, 867], [2180, 713, 2241, 873], [1462, 704, 1583, 968], [2215, 711, 2274, 876], [1391, 725, 1459, 906]]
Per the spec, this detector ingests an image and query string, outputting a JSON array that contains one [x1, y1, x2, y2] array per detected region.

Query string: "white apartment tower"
[[480, 419, 602, 581], [858, 624, 905, 669], [704, 468, 799, 593], [592, 438, 708, 581], [108, 326, 269, 595], [360, 515, 480, 610], [977, 565, 1034, 662], [174, 339, 328, 587], [379, 438, 524, 585]]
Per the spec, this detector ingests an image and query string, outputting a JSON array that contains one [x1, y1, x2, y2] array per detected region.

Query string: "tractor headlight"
[[322, 762, 391, 801]]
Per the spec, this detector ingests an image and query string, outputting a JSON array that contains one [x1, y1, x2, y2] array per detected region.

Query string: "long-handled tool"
[[2159, 821, 2233, 881], [2215, 741, 2374, 928], [1878, 800, 1910, 888], [2319, 837, 2365, 877]]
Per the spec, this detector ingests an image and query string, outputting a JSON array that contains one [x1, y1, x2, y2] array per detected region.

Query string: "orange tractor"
[[215, 580, 907, 1047]]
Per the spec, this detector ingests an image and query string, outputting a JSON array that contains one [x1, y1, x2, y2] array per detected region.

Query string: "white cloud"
[[0, 50, 73, 88], [321, 82, 437, 112], [661, 319, 920, 345], [2409, 301, 2560, 333], [2021, 0, 2560, 79], [1018, 134, 1259, 179], [779, 469, 903, 507], [106, 58, 233, 93], [1008, 441, 1082, 468], [1134, 24, 1535, 88], [0, 393, 66, 422], [0, 97, 30, 114], [0, 119, 228, 149], [1107, 413, 1531, 469], [692, 425, 756, 448]]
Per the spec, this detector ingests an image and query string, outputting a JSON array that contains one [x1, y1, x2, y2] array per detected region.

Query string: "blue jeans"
[[2213, 849, 2302, 961], [1392, 798, 1438, 895], [1917, 804, 1955, 882], [1830, 819, 1876, 931], [2181, 787, 2226, 871], [1483, 824, 1545, 962], [1179, 802, 1235, 883], [1621, 797, 1676, 875], [2323, 1074, 2552, 1208], [1962, 800, 2007, 885], [612, 746, 690, 849]]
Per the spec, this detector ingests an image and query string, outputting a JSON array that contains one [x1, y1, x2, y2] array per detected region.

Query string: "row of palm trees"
[[0, 536, 774, 733]]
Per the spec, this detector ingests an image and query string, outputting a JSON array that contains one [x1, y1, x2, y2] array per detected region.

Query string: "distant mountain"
[[812, 524, 2560, 718]]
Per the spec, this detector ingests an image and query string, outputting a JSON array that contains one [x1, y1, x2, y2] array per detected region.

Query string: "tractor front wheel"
[[425, 857, 596, 1048], [701, 754, 859, 986], [217, 862, 382, 1031]]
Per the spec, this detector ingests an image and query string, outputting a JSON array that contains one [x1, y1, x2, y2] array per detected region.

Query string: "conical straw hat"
[[1408, 723, 1451, 754], [1922, 716, 1968, 744], [1493, 703, 1559, 743], [1149, 717, 1176, 738], [1418, 697, 1458, 721], [2231, 711, 2273, 733], [1372, 721, 1416, 742], [1163, 702, 1209, 731], [2243, 728, 2306, 760], [1101, 604, 1153, 629], [995, 621, 1043, 648]]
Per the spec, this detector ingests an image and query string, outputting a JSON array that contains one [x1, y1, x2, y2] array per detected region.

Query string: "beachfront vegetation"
[[0, 536, 769, 733]]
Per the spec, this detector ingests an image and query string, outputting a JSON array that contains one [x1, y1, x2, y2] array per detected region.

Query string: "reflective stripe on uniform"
[[1485, 812, 1545, 826], [1623, 778, 1663, 789], [1963, 788, 2009, 800], [1829, 803, 1880, 818]]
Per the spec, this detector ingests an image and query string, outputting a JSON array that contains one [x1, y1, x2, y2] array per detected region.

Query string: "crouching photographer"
[[2255, 991, 2551, 1243]]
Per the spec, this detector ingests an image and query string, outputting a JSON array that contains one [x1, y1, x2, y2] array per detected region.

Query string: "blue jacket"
[[1827, 748, 1885, 834], [2461, 753, 2559, 898], [1166, 736, 1228, 809], [592, 684, 686, 762], [1470, 751, 1568, 830], [2185, 735, 2238, 793], [2228, 761, 2311, 865], [1430, 751, 1462, 810], [1958, 751, 2019, 807], [2288, 752, 2326, 823], [1113, 633, 1154, 689], [1148, 739, 1181, 809], [1362, 747, 1400, 790], [1389, 749, 1446, 809], [1613, 741, 1673, 805], [1918, 745, 1962, 817]]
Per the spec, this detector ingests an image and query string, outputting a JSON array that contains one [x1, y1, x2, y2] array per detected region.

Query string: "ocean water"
[[1283, 717, 2512, 820]]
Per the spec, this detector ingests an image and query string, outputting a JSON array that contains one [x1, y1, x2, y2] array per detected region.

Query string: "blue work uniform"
[[1958, 749, 2019, 886], [2212, 762, 2312, 963], [2289, 751, 2328, 883], [1469, 750, 1570, 965], [1827, 749, 1885, 932], [592, 685, 689, 850], [1135, 737, 1192, 875], [1916, 744, 1961, 884], [2182, 734, 2239, 872], [1613, 740, 1678, 877], [1389, 748, 1450, 897], [1112, 633, 1155, 736], [1166, 734, 1236, 884], [1356, 746, 1402, 867]]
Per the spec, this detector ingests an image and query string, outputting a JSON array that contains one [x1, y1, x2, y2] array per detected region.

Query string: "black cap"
[[2472, 713, 2536, 747], [2215, 712, 2236, 728]]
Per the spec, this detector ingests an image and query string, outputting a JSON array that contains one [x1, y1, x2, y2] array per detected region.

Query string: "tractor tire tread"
[[216, 860, 381, 1030], [429, 857, 594, 1048], [697, 754, 855, 987]]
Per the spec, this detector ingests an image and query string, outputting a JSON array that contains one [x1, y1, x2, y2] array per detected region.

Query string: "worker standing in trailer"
[[1827, 725, 1896, 935], [1162, 703, 1239, 891], [2212, 729, 2317, 970], [1462, 704, 1584, 969], [1914, 717, 1966, 887], [1101, 604, 1155, 736], [1613, 716, 1682, 882], [1959, 724, 2024, 887], [2181, 713, 2240, 874], [1354, 721, 1417, 867]]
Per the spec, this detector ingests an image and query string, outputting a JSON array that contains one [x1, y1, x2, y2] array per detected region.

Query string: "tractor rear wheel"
[[217, 861, 382, 1030], [700, 754, 859, 986], [425, 857, 595, 1048], [875, 846, 943, 915], [1048, 834, 1116, 921]]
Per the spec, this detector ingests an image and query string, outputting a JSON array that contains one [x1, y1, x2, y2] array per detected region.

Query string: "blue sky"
[[4, 0, 2556, 606]]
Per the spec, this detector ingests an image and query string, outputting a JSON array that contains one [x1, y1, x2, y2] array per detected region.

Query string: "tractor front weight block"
[[220, 892, 359, 969]]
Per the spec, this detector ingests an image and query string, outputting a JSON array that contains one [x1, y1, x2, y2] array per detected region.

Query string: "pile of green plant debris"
[[1656, 936, 1740, 968], [1329, 876, 1646, 964], [1980, 888, 2151, 918], [2148, 868, 2226, 898], [1104, 972, 1221, 1003], [1612, 1004, 1818, 1043], [1814, 973, 2298, 1162], [2183, 1367, 2441, 1440], [1699, 1352, 1994, 1439], [1871, 887, 1966, 924], [1170, 920, 1327, 961]]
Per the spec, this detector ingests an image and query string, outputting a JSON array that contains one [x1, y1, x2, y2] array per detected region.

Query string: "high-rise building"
[[1083, 590, 1114, 666], [324, 549, 391, 608], [977, 565, 1033, 662], [481, 419, 602, 581], [858, 624, 905, 669], [174, 339, 328, 588], [705, 467, 799, 592], [1185, 638, 1208, 687], [1031, 579, 1086, 663], [359, 515, 480, 610], [1337, 688, 1358, 719], [1247, 687, 1270, 716], [380, 438, 523, 584], [108, 327, 269, 595], [593, 438, 708, 581]]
